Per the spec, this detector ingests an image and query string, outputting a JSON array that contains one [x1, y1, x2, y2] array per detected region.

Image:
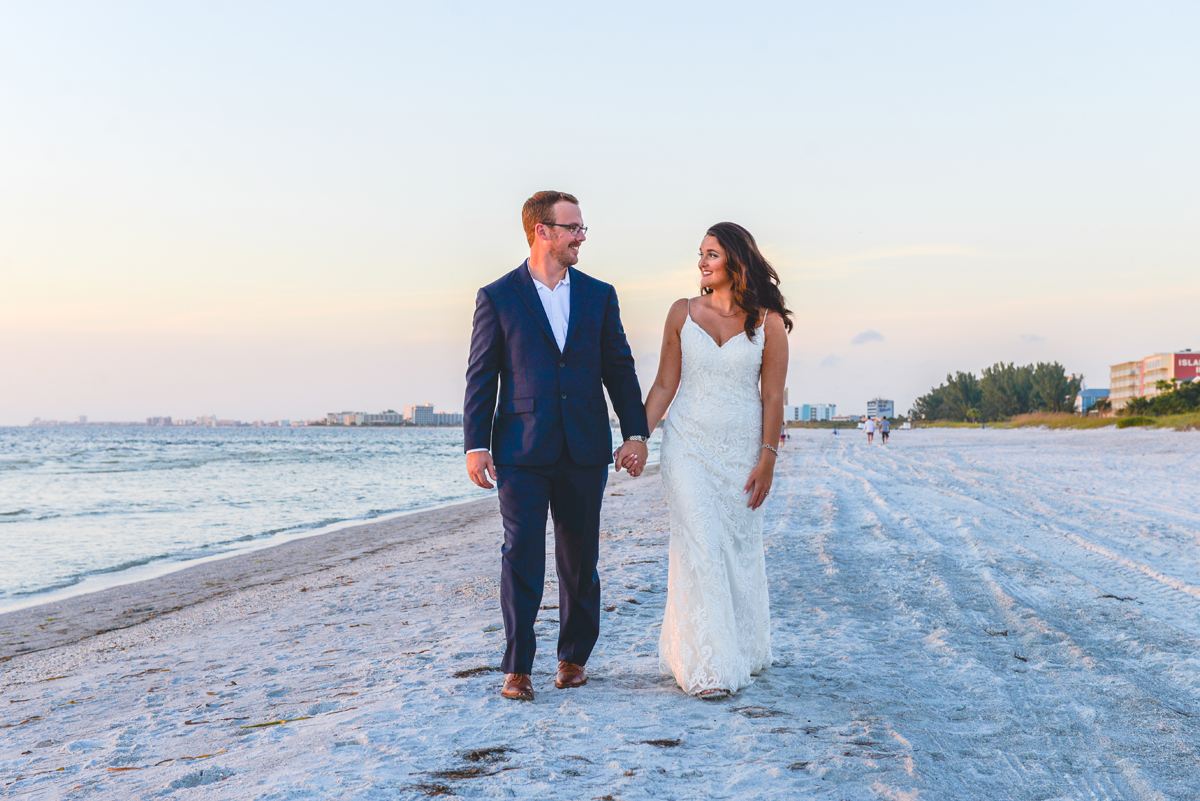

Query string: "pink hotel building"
[[1109, 351, 1200, 411]]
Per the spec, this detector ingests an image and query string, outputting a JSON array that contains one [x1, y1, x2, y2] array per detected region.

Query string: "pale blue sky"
[[2, 2, 1197, 424]]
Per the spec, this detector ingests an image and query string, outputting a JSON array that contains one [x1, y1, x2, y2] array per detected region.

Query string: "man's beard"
[[550, 243, 578, 267]]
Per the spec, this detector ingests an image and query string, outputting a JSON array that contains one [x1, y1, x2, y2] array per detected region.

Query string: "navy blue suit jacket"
[[464, 261, 649, 466]]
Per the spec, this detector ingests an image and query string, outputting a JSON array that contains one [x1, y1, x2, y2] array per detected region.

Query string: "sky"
[[2, 1, 1198, 425]]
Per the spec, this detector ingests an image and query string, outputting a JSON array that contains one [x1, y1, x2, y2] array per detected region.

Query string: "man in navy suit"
[[464, 191, 650, 701]]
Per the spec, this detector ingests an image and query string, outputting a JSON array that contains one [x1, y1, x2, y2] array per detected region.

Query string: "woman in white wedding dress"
[[635, 222, 792, 699]]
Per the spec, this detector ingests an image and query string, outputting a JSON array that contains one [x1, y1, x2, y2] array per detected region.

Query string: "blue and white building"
[[867, 398, 894, 419], [784, 403, 837, 422], [1075, 388, 1110, 414]]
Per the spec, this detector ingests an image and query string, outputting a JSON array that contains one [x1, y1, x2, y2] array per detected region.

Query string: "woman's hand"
[[744, 452, 776, 510]]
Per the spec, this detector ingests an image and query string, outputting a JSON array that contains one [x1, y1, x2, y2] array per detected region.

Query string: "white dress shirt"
[[532, 270, 570, 351], [467, 269, 571, 455]]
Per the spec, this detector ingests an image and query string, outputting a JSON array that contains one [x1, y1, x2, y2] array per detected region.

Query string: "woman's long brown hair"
[[701, 222, 794, 341]]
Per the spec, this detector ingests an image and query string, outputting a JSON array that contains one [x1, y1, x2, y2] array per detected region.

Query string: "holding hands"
[[614, 439, 649, 477]]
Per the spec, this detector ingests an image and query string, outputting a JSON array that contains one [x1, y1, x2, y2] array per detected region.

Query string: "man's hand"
[[613, 440, 649, 477], [467, 451, 497, 489]]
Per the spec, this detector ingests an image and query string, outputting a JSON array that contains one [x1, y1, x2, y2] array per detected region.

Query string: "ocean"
[[0, 425, 663, 613]]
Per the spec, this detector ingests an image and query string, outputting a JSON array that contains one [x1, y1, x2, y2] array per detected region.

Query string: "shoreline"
[[0, 494, 499, 662], [1, 458, 663, 662], [2, 451, 662, 619], [0, 492, 496, 618]]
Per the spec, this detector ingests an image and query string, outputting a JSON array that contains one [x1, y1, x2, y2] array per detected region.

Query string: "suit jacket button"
[[559, 362, 565, 368], [561, 393, 567, 400]]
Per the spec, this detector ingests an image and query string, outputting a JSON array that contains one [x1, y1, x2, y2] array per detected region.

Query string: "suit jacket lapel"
[[562, 267, 586, 356], [513, 260, 559, 351]]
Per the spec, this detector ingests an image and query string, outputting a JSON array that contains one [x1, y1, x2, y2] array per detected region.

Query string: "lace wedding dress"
[[659, 304, 772, 695]]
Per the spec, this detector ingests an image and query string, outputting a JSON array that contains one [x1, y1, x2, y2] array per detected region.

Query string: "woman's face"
[[698, 235, 732, 291]]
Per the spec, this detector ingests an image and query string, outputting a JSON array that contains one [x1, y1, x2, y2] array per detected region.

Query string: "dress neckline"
[[686, 300, 764, 349]]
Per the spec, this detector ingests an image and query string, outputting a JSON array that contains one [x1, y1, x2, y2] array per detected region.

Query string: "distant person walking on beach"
[[879, 417, 890, 444], [633, 222, 792, 700], [464, 191, 649, 702], [865, 417, 876, 444]]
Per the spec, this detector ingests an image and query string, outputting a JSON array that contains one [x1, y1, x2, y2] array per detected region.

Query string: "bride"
[[635, 222, 792, 699]]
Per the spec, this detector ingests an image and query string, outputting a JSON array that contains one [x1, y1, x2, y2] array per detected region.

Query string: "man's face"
[[543, 201, 586, 267]]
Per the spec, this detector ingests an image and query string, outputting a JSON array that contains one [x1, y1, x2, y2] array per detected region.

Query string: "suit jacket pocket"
[[498, 397, 536, 415]]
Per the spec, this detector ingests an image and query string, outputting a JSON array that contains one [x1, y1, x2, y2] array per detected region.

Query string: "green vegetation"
[[1120, 378, 1200, 417], [915, 411, 1200, 431], [1165, 412, 1200, 431], [785, 421, 860, 430], [912, 362, 1082, 423]]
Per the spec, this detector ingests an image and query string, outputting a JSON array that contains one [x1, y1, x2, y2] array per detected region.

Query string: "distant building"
[[784, 404, 836, 422], [146, 416, 173, 427], [402, 404, 463, 426], [807, 403, 836, 422], [322, 407, 457, 426], [363, 410, 405, 425], [407, 404, 436, 425], [77, 415, 87, 425], [1075, 389, 1110, 414], [1110, 351, 1199, 411], [867, 398, 894, 419]]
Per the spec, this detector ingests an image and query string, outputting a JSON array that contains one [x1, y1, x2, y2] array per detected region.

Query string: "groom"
[[464, 190, 650, 701]]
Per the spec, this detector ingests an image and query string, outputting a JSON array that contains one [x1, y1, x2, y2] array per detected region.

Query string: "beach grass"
[[916, 421, 992, 429], [916, 411, 1200, 431], [1006, 413, 1119, 430], [1154, 411, 1200, 431]]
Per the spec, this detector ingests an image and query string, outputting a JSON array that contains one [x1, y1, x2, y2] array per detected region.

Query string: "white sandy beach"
[[3, 428, 1200, 800]]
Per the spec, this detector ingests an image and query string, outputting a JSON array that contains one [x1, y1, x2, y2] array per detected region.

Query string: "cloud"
[[820, 354, 842, 369], [1020, 334, 1045, 342], [851, 330, 885, 345]]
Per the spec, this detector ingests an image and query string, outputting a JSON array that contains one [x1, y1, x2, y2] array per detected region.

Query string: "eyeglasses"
[[543, 223, 588, 236]]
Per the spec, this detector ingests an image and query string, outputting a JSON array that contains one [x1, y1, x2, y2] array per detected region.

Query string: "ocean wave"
[[12, 576, 85, 596], [89, 552, 181, 576], [0, 425, 574, 604]]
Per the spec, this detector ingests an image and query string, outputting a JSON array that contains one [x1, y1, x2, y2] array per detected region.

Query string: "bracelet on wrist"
[[762, 443, 778, 455]]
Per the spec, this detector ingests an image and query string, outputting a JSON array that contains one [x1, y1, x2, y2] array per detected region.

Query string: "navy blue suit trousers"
[[497, 448, 608, 673]]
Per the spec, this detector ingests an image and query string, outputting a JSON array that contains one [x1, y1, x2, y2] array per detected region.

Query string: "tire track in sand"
[[771, 431, 1199, 800]]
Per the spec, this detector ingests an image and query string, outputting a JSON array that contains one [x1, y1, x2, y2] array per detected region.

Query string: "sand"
[[3, 428, 1200, 800]]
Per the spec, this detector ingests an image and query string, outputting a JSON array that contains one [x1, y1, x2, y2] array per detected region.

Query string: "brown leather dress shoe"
[[555, 661, 587, 689], [501, 673, 534, 701]]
